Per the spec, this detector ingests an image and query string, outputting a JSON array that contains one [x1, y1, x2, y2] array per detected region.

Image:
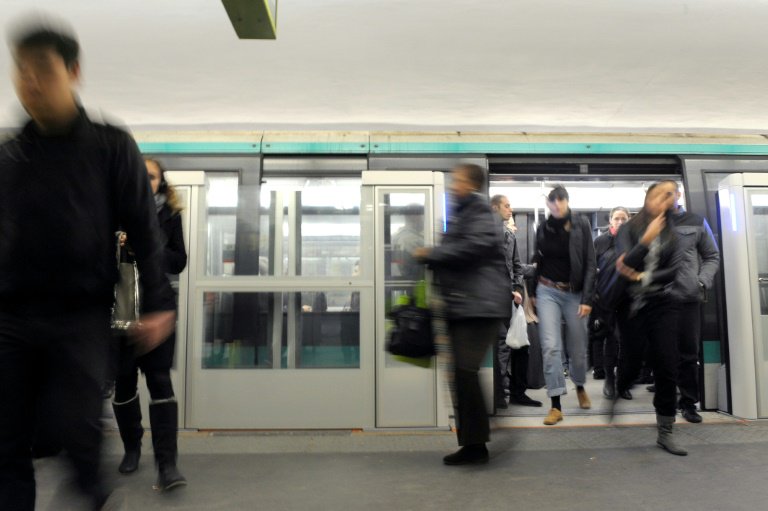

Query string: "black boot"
[[112, 394, 143, 474], [443, 444, 489, 465], [149, 400, 187, 491], [603, 368, 616, 399]]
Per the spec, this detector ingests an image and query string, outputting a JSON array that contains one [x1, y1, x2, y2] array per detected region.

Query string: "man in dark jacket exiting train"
[[414, 164, 511, 465], [490, 194, 541, 408], [0, 18, 176, 510], [668, 184, 720, 423]]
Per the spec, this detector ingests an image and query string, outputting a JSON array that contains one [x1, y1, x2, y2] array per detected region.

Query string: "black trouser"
[[589, 308, 619, 375], [677, 301, 702, 410], [449, 319, 498, 447], [0, 307, 110, 511], [115, 367, 175, 403], [616, 299, 680, 417], [494, 340, 531, 402]]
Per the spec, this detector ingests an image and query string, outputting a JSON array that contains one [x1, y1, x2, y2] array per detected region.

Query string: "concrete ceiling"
[[2, 0, 768, 132]]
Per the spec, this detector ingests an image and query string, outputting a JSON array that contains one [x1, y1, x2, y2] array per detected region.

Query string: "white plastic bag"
[[505, 304, 529, 349]]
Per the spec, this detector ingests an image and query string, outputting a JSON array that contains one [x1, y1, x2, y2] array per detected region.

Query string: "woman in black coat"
[[614, 180, 686, 455], [112, 158, 188, 490]]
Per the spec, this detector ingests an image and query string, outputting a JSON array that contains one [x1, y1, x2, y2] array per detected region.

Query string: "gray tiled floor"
[[35, 421, 768, 510]]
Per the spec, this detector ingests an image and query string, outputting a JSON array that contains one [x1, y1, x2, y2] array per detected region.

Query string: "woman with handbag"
[[533, 185, 597, 425], [112, 158, 188, 490]]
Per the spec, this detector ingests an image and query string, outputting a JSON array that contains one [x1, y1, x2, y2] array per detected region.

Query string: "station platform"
[[36, 417, 768, 510]]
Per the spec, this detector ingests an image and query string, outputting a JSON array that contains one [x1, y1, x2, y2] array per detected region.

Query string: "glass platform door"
[[374, 185, 439, 428], [745, 188, 768, 417]]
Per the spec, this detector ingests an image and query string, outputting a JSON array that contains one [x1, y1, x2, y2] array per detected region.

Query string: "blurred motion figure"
[[0, 16, 176, 510]]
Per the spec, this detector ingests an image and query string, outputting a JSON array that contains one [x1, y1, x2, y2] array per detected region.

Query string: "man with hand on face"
[[490, 194, 542, 408], [0, 16, 175, 510]]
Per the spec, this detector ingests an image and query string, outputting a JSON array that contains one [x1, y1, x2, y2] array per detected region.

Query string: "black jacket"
[[0, 110, 174, 313], [669, 208, 720, 303], [532, 213, 597, 306], [501, 220, 525, 295], [424, 192, 511, 319], [615, 212, 682, 313], [593, 231, 622, 312], [157, 204, 187, 275]]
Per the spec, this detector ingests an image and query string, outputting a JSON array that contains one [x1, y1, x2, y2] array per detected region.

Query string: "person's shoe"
[[656, 414, 688, 456], [442, 444, 489, 465], [619, 389, 633, 400], [510, 394, 542, 407], [646, 384, 656, 393], [495, 399, 508, 410], [681, 407, 703, 424], [118, 450, 140, 474], [592, 368, 606, 380], [543, 408, 563, 425], [602, 381, 616, 400], [156, 465, 187, 491], [576, 388, 591, 409]]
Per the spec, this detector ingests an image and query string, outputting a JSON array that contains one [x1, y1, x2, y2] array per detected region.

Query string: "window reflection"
[[204, 174, 361, 277]]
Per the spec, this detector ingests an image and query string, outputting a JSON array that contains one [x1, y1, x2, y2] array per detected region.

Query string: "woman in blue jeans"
[[533, 185, 597, 425]]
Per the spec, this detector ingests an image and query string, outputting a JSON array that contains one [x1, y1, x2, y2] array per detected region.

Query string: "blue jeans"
[[536, 284, 588, 397]]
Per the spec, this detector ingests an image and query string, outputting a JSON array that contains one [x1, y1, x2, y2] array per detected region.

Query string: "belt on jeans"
[[538, 276, 572, 291]]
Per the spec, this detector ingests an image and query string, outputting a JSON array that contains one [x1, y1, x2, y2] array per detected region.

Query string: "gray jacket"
[[670, 208, 720, 303], [501, 221, 525, 295], [425, 192, 511, 319]]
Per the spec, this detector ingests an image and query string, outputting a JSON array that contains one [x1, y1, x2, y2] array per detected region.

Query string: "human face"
[[493, 196, 513, 221], [145, 160, 161, 194], [547, 196, 569, 219], [644, 182, 677, 217], [12, 45, 79, 130], [449, 168, 475, 199], [609, 209, 629, 231]]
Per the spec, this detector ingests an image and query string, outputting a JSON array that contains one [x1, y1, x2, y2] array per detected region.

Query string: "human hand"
[[640, 213, 666, 245], [512, 291, 523, 305], [130, 310, 176, 355], [616, 254, 644, 282], [412, 247, 431, 260], [578, 304, 592, 318]]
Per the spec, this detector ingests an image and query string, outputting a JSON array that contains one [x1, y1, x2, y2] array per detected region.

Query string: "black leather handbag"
[[386, 304, 435, 358], [111, 231, 140, 331]]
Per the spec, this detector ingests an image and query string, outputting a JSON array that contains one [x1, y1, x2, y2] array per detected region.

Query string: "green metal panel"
[[138, 142, 261, 154], [222, 0, 278, 40], [369, 141, 768, 155], [261, 141, 370, 154], [703, 340, 721, 364]]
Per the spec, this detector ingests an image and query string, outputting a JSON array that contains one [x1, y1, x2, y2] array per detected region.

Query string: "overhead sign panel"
[[222, 0, 277, 39]]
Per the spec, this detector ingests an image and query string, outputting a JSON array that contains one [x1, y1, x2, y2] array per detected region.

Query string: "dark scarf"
[[154, 193, 167, 213]]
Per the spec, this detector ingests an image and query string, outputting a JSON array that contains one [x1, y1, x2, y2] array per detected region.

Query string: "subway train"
[[117, 131, 768, 430]]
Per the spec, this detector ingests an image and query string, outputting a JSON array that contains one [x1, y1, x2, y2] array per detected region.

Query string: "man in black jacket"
[[490, 194, 541, 408], [414, 164, 511, 465], [668, 184, 720, 423], [0, 18, 175, 510]]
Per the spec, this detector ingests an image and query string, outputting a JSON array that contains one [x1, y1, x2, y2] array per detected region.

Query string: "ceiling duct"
[[222, 0, 278, 39]]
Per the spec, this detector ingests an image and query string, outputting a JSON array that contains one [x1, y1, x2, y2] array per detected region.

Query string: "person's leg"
[[493, 335, 511, 408], [113, 359, 142, 475], [588, 310, 606, 378], [508, 346, 542, 406], [603, 313, 620, 398], [43, 309, 111, 508], [146, 369, 187, 490], [677, 301, 702, 416], [562, 291, 590, 408], [448, 319, 496, 448], [535, 286, 567, 399], [0, 316, 37, 511], [647, 301, 686, 455], [615, 305, 646, 397]]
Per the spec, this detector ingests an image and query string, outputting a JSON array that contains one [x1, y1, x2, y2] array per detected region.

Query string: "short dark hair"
[[9, 16, 79, 69], [454, 163, 485, 190], [547, 185, 569, 202], [490, 194, 506, 208]]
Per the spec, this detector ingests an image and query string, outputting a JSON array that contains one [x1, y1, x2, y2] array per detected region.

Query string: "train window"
[[202, 290, 361, 369]]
